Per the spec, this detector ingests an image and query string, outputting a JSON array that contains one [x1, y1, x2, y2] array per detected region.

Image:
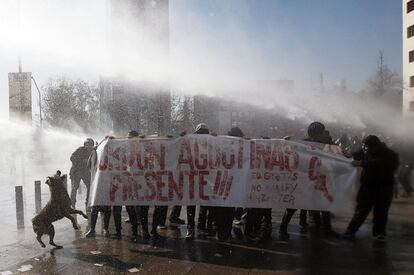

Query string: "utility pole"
[[31, 76, 42, 128]]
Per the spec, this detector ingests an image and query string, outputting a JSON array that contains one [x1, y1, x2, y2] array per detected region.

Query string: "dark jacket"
[[353, 145, 399, 186], [70, 146, 93, 176]]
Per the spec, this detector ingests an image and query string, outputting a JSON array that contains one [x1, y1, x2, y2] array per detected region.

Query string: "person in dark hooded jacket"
[[343, 135, 399, 241], [70, 138, 95, 209]]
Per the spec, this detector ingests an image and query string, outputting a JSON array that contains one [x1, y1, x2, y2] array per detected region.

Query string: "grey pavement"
[[1, 189, 414, 274]]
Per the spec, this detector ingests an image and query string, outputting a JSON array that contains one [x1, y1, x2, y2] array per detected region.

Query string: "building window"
[[408, 1, 414, 13], [410, 76, 414, 87], [408, 25, 414, 38], [410, 51, 414, 62], [410, 101, 414, 112]]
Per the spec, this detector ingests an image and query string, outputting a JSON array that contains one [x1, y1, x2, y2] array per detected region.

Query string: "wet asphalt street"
[[1, 194, 414, 274]]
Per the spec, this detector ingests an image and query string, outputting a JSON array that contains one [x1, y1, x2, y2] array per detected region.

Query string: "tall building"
[[403, 0, 414, 117], [8, 72, 32, 122], [100, 0, 170, 135]]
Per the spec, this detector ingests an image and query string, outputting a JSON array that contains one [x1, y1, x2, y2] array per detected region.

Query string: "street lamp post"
[[31, 76, 42, 128]]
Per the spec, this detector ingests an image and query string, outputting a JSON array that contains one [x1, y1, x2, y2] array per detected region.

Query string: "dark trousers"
[[215, 207, 235, 239], [70, 172, 90, 209], [152, 206, 168, 231], [198, 206, 215, 230], [187, 206, 196, 229], [347, 184, 393, 236], [113, 206, 138, 234], [135, 206, 166, 234], [234, 208, 245, 220], [170, 205, 182, 220], [263, 208, 272, 226], [279, 209, 307, 231], [136, 206, 150, 233], [245, 208, 262, 236], [309, 210, 332, 230], [90, 206, 111, 231], [246, 208, 272, 236]]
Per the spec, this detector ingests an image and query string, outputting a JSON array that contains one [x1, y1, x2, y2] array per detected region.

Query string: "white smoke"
[[0, 0, 408, 139]]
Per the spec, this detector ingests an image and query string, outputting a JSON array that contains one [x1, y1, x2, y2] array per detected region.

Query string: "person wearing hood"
[[279, 122, 336, 239], [343, 135, 399, 241]]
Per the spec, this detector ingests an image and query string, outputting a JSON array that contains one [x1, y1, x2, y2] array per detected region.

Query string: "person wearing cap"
[[69, 138, 95, 210], [343, 135, 399, 241]]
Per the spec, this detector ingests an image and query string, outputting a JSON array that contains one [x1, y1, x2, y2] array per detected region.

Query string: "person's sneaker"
[[114, 231, 122, 240], [169, 218, 186, 226], [341, 231, 355, 240], [260, 228, 272, 241], [130, 234, 138, 242], [150, 229, 159, 238], [185, 229, 195, 240], [142, 231, 151, 240], [299, 224, 308, 234], [197, 228, 208, 237], [103, 229, 110, 238], [85, 229, 96, 238], [206, 228, 216, 237], [233, 219, 246, 226], [157, 224, 167, 230], [324, 229, 340, 238], [374, 234, 386, 242], [233, 227, 244, 240], [246, 233, 260, 242], [279, 230, 290, 240]]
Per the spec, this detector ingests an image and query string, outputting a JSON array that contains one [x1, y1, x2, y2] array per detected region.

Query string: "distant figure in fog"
[[69, 138, 94, 209], [343, 135, 399, 241]]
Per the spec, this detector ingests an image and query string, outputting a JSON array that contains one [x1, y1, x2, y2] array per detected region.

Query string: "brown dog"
[[32, 172, 88, 248]]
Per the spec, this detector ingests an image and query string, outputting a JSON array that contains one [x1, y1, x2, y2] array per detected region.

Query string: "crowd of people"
[[68, 121, 405, 243]]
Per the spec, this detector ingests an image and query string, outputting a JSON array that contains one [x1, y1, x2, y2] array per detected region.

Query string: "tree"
[[170, 94, 194, 135], [42, 78, 100, 132], [366, 50, 402, 110]]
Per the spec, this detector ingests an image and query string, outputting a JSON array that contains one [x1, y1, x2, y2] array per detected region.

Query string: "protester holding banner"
[[246, 136, 273, 241], [88, 121, 358, 243], [186, 123, 212, 240], [215, 127, 244, 241], [305, 123, 338, 237], [343, 135, 399, 241], [113, 131, 140, 241], [85, 137, 111, 238]]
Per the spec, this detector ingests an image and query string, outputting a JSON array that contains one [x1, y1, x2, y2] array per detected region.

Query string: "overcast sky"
[[0, 0, 402, 120]]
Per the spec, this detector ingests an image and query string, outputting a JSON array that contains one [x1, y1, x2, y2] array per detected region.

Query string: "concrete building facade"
[[100, 0, 171, 135], [403, 0, 414, 117]]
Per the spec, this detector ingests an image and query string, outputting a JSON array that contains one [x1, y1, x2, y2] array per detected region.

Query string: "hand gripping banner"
[[89, 135, 358, 212]]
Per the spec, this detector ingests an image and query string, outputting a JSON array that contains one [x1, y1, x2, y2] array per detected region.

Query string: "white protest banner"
[[89, 135, 358, 212]]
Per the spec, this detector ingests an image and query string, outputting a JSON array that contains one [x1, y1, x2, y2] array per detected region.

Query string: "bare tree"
[[366, 50, 402, 110], [42, 78, 100, 132]]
